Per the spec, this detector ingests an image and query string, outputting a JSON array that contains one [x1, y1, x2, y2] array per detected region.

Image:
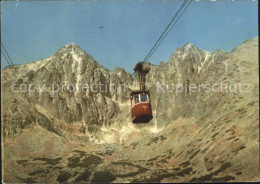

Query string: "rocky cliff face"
[[147, 43, 230, 125], [2, 43, 133, 140], [1, 37, 259, 182]]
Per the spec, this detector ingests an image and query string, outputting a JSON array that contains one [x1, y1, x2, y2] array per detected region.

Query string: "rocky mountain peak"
[[182, 42, 195, 48], [181, 42, 202, 52], [63, 42, 84, 51], [167, 43, 209, 73], [54, 42, 88, 60], [169, 42, 207, 62]]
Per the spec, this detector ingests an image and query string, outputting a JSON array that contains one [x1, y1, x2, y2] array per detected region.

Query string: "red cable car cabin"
[[130, 90, 153, 123]]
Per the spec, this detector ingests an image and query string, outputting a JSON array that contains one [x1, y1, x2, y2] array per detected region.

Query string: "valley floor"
[[3, 112, 259, 183]]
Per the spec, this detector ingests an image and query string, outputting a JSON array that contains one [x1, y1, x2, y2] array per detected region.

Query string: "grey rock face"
[[2, 43, 132, 138], [146, 42, 232, 126]]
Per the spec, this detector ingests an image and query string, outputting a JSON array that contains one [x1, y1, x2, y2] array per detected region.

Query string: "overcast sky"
[[1, 0, 258, 72]]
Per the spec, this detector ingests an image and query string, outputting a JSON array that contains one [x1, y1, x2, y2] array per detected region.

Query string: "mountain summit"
[[54, 42, 88, 60]]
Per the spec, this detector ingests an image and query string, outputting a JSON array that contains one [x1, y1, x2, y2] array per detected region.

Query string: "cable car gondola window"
[[134, 95, 139, 103], [141, 94, 148, 102]]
